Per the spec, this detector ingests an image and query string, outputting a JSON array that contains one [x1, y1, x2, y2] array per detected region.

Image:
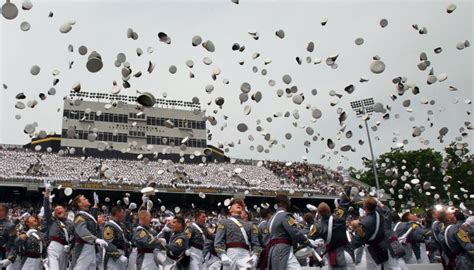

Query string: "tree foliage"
[[350, 142, 474, 210]]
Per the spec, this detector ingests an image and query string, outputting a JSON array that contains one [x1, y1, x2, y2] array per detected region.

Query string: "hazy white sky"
[[1, 0, 472, 169]]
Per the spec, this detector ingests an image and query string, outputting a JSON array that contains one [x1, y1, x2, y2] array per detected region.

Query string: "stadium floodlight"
[[350, 97, 380, 198]]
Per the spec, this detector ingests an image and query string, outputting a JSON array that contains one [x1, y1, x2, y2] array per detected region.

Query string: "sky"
[[0, 0, 472, 170]]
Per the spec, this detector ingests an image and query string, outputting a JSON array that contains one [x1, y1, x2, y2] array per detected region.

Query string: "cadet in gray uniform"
[[164, 216, 189, 269], [443, 210, 474, 270], [0, 204, 18, 269], [308, 202, 355, 270], [103, 206, 130, 270], [133, 210, 164, 270], [186, 210, 209, 270], [214, 199, 261, 270], [71, 194, 108, 270], [43, 190, 74, 270], [15, 215, 47, 270], [352, 197, 400, 270], [267, 194, 312, 270], [257, 208, 272, 270]]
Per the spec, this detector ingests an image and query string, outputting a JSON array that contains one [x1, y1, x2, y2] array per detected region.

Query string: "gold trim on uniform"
[[308, 224, 317, 237], [74, 216, 85, 224], [287, 216, 296, 226], [103, 227, 114, 240], [252, 224, 258, 234], [217, 223, 225, 230], [456, 229, 470, 243], [335, 208, 345, 218], [139, 230, 147, 239], [355, 226, 365, 238], [175, 239, 183, 247]]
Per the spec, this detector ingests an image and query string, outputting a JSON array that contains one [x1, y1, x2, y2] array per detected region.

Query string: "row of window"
[[129, 130, 146, 137], [63, 110, 206, 130], [61, 129, 128, 143], [146, 117, 206, 130], [61, 129, 207, 148], [129, 112, 145, 119], [146, 136, 207, 148], [64, 110, 128, 123]]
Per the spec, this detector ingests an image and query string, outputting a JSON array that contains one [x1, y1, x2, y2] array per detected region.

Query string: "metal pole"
[[364, 119, 380, 197]]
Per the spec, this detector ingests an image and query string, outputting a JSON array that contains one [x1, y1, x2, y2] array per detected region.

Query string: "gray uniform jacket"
[[214, 215, 261, 256], [309, 207, 353, 268], [166, 231, 189, 269], [257, 220, 270, 248], [133, 225, 162, 269], [42, 197, 74, 246], [15, 229, 47, 265], [186, 223, 208, 250], [353, 209, 390, 265], [267, 208, 310, 270], [103, 219, 131, 266], [443, 222, 474, 270], [0, 218, 17, 263], [71, 209, 99, 268]]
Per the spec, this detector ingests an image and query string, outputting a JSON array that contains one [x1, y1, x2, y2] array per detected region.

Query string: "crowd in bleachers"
[[0, 146, 344, 195]]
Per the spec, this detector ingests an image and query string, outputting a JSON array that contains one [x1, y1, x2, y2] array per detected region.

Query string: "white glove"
[[250, 254, 258, 268], [93, 192, 99, 205], [142, 195, 149, 205], [20, 212, 30, 220], [185, 249, 192, 256], [118, 255, 128, 264], [44, 180, 53, 192], [63, 245, 70, 253], [129, 203, 137, 210], [220, 254, 231, 265], [42, 258, 49, 268], [95, 238, 108, 248], [49, 194, 56, 203], [146, 200, 153, 212], [0, 259, 12, 267], [309, 239, 324, 248], [155, 237, 167, 246], [161, 225, 171, 233]]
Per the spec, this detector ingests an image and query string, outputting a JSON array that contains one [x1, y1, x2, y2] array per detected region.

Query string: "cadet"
[[15, 215, 47, 269], [0, 204, 18, 268], [267, 194, 313, 270], [257, 208, 272, 270], [352, 197, 400, 270], [71, 194, 108, 270], [443, 210, 474, 270], [214, 199, 261, 270], [186, 210, 209, 270], [164, 216, 189, 269], [309, 202, 355, 270], [133, 210, 164, 270], [43, 189, 74, 270], [103, 206, 130, 270]]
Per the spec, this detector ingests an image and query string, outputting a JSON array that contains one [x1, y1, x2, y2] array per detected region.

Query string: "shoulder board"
[[103, 226, 114, 241], [74, 216, 85, 224], [138, 229, 147, 239], [355, 225, 366, 238], [456, 228, 470, 243], [287, 216, 296, 226], [252, 224, 258, 234], [175, 238, 184, 247], [335, 208, 345, 219]]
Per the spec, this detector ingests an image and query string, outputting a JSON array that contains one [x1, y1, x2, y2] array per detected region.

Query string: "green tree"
[[350, 144, 473, 210]]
